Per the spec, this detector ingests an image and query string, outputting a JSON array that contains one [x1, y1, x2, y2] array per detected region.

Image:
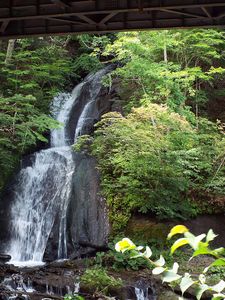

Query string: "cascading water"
[[135, 287, 149, 300], [6, 67, 112, 267], [134, 280, 156, 300]]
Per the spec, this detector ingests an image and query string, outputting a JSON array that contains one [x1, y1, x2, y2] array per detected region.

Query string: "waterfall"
[[135, 287, 149, 300], [134, 280, 156, 300], [6, 67, 112, 267]]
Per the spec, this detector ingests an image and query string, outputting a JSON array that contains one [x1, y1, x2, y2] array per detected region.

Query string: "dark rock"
[[68, 154, 109, 257], [0, 254, 11, 263], [184, 214, 225, 247]]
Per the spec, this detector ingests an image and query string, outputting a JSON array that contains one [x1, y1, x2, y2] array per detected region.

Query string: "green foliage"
[[80, 267, 122, 295], [99, 239, 151, 271], [0, 36, 104, 192], [64, 295, 84, 300], [115, 225, 225, 299], [0, 38, 73, 112], [0, 94, 59, 190], [97, 29, 225, 117], [76, 104, 224, 230]]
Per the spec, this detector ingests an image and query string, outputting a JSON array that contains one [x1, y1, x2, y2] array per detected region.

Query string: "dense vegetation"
[[0, 36, 100, 191], [75, 29, 225, 231], [0, 29, 224, 232]]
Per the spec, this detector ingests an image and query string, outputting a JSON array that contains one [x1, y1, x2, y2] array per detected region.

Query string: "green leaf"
[[192, 243, 210, 258], [204, 258, 225, 273]]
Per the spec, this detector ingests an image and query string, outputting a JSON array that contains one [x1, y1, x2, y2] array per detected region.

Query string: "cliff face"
[[69, 154, 109, 255], [43, 69, 121, 260], [0, 66, 122, 261]]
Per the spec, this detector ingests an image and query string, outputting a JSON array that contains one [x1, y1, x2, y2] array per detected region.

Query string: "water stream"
[[134, 280, 156, 300], [6, 67, 111, 267]]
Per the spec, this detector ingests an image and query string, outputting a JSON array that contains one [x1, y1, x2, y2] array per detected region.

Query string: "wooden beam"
[[160, 9, 206, 19], [0, 2, 224, 23], [3, 19, 224, 39], [216, 10, 225, 19], [77, 14, 96, 25], [46, 17, 86, 25], [51, 0, 71, 8], [201, 7, 212, 18], [99, 12, 118, 25], [0, 0, 224, 38], [0, 21, 9, 33]]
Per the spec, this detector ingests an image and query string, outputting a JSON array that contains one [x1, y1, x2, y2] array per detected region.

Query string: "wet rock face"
[[68, 154, 109, 257], [184, 214, 225, 247], [125, 213, 225, 249], [0, 255, 11, 264]]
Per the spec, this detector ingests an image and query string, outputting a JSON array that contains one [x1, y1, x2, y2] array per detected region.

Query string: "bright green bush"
[[80, 267, 122, 295], [76, 104, 224, 230]]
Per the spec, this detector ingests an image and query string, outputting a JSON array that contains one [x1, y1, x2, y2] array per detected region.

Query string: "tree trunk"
[[164, 44, 168, 63], [5, 39, 16, 64]]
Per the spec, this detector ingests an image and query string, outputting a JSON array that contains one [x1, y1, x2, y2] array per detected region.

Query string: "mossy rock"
[[125, 216, 173, 246], [158, 290, 184, 300]]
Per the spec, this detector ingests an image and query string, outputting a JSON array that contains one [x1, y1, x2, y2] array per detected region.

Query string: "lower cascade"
[[5, 67, 113, 266], [134, 280, 156, 300]]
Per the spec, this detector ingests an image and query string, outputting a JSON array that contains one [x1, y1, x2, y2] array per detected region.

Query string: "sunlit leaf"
[[144, 246, 152, 258], [172, 262, 179, 273], [206, 229, 218, 243], [152, 266, 166, 275], [154, 255, 165, 267], [192, 243, 210, 258], [212, 281, 225, 293], [115, 238, 136, 253], [162, 270, 181, 283], [196, 284, 209, 300], [168, 225, 189, 239], [204, 258, 225, 273], [212, 294, 225, 300], [171, 238, 189, 254], [180, 273, 195, 295], [184, 232, 206, 250]]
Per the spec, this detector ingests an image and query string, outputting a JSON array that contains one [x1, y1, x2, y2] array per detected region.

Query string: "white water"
[[7, 68, 110, 267], [51, 84, 84, 147], [135, 287, 149, 300]]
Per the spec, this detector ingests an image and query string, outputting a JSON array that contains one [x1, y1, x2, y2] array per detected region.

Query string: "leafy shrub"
[[76, 104, 224, 230], [80, 267, 122, 295]]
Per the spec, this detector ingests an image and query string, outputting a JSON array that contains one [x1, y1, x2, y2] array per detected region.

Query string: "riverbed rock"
[[0, 255, 11, 264]]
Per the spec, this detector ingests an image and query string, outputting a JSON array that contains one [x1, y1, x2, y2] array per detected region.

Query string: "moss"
[[80, 267, 123, 296], [125, 216, 172, 247]]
